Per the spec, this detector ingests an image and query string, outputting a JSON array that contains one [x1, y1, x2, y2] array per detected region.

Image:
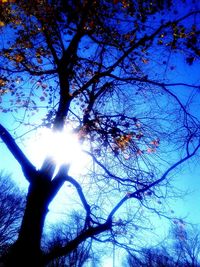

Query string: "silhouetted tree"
[[0, 1, 200, 266], [43, 212, 98, 267], [124, 224, 200, 267], [0, 172, 25, 257], [125, 248, 175, 267], [171, 223, 200, 267]]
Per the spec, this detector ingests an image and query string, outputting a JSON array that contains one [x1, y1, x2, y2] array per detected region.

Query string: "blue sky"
[[0, 1, 200, 266]]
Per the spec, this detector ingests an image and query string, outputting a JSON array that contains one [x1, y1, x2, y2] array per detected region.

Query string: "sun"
[[27, 126, 89, 175]]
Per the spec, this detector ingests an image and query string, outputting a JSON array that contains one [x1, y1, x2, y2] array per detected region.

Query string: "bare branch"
[[65, 175, 91, 227], [108, 73, 200, 90], [108, 73, 199, 123], [0, 66, 57, 76], [43, 220, 111, 265], [85, 150, 134, 185], [107, 141, 200, 220], [73, 11, 200, 99], [50, 165, 93, 227]]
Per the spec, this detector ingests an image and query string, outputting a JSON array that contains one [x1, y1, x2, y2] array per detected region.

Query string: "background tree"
[[0, 172, 25, 258], [124, 223, 200, 267], [125, 248, 175, 267], [0, 0, 200, 266], [43, 212, 99, 267], [171, 223, 200, 266], [124, 225, 200, 267]]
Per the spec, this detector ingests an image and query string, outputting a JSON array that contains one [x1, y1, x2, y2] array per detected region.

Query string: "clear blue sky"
[[0, 1, 200, 266]]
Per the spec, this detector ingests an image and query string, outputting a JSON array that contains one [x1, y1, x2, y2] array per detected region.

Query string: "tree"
[[125, 248, 175, 267], [0, 0, 200, 266], [124, 223, 200, 267], [0, 172, 25, 257], [171, 222, 200, 266], [43, 212, 98, 267]]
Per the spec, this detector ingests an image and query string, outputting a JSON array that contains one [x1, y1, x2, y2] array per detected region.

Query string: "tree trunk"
[[4, 177, 51, 267]]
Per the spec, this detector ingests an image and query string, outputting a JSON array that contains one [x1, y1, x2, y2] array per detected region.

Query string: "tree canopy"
[[0, 0, 200, 266]]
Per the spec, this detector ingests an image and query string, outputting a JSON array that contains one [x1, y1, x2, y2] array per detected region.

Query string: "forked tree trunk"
[[5, 178, 51, 267]]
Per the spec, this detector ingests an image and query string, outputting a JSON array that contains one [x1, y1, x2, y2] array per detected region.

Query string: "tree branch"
[[108, 73, 200, 90], [65, 175, 91, 227], [51, 166, 92, 226], [107, 141, 200, 220], [108, 73, 199, 123], [0, 124, 36, 182], [85, 150, 135, 185], [0, 66, 57, 76], [73, 11, 200, 98], [43, 220, 112, 265], [40, 25, 59, 66], [49, 164, 70, 202]]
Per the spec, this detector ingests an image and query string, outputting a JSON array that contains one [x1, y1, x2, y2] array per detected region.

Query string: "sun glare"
[[28, 127, 89, 174]]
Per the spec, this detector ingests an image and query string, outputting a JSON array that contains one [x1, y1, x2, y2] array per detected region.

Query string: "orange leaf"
[[15, 54, 24, 63], [142, 58, 149, 64], [0, 78, 6, 86]]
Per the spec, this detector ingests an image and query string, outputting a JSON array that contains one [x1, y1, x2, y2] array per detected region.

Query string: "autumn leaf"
[[150, 139, 160, 147], [115, 134, 132, 150], [122, 0, 130, 8], [0, 78, 6, 86], [142, 58, 149, 64], [0, 0, 8, 2], [15, 54, 24, 63], [136, 149, 143, 155], [0, 88, 9, 95], [147, 147, 156, 153]]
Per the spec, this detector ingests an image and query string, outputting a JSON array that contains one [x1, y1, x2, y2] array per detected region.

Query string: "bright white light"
[[28, 126, 89, 174]]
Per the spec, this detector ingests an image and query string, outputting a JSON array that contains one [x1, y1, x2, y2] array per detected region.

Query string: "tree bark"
[[4, 176, 51, 267]]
